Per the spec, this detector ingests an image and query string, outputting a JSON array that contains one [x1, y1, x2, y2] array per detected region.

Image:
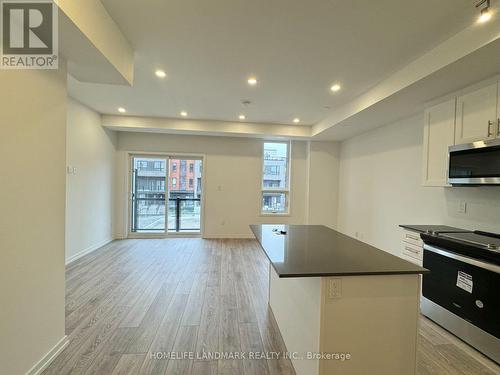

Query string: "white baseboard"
[[65, 237, 114, 265], [25, 335, 69, 375], [202, 234, 255, 239]]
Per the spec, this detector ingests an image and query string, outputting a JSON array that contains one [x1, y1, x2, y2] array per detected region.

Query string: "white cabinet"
[[497, 84, 500, 138], [422, 78, 500, 187], [455, 82, 498, 144], [422, 99, 456, 187], [400, 230, 423, 266]]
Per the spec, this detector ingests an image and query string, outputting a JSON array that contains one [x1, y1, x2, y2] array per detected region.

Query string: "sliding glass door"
[[130, 155, 203, 235], [130, 156, 167, 233], [167, 158, 203, 233]]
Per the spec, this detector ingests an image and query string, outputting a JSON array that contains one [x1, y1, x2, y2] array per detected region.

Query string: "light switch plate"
[[458, 201, 467, 214]]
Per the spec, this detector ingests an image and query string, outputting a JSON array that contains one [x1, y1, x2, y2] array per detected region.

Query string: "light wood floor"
[[43, 238, 500, 375]]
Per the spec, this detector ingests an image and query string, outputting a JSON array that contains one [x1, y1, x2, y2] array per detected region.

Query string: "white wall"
[[0, 65, 67, 375], [307, 141, 340, 228], [115, 133, 311, 238], [66, 99, 117, 263], [337, 114, 500, 257]]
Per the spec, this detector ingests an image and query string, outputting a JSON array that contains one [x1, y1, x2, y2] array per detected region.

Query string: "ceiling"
[[314, 36, 500, 140], [69, 0, 476, 127]]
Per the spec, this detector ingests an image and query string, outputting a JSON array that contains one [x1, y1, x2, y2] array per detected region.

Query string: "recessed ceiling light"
[[478, 8, 493, 22], [118, 107, 126, 113], [330, 84, 341, 92], [180, 111, 188, 117], [293, 118, 300, 123], [155, 70, 167, 78], [247, 77, 258, 86], [476, 0, 493, 23], [239, 114, 246, 120]]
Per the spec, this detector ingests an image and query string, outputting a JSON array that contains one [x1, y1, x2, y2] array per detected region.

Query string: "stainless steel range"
[[420, 230, 500, 364]]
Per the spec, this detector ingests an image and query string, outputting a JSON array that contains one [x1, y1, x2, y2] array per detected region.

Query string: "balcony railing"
[[168, 198, 201, 232], [131, 197, 201, 232]]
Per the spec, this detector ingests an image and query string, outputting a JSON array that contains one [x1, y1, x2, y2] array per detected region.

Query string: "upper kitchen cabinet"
[[455, 82, 498, 144], [498, 83, 500, 138], [422, 99, 456, 187]]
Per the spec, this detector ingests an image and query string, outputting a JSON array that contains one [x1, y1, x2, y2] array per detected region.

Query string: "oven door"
[[422, 244, 500, 339]]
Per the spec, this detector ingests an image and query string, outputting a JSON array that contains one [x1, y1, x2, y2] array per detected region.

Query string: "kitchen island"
[[250, 224, 428, 375]]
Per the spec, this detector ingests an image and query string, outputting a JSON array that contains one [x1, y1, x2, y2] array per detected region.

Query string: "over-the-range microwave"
[[448, 139, 500, 186]]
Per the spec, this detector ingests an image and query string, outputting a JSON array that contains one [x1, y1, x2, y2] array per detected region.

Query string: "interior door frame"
[[126, 151, 206, 238]]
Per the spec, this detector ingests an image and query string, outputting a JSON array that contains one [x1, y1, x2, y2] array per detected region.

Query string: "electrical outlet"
[[458, 201, 467, 214], [328, 278, 342, 299]]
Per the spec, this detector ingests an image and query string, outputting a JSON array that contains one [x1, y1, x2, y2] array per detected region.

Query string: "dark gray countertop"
[[399, 224, 469, 234], [250, 224, 428, 278]]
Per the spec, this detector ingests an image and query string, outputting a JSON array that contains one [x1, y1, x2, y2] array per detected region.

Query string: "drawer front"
[[401, 252, 423, 266], [402, 230, 423, 247], [402, 242, 423, 260]]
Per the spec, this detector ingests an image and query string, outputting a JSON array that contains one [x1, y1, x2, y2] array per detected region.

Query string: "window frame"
[[260, 141, 291, 215]]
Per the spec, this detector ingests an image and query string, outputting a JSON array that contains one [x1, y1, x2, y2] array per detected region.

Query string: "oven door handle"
[[424, 244, 500, 274]]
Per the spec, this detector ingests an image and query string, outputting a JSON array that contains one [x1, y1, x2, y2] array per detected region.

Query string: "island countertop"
[[250, 224, 428, 277]]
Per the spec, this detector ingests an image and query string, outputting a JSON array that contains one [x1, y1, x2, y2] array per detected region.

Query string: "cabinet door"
[[422, 99, 456, 187], [455, 83, 497, 144], [497, 82, 500, 138]]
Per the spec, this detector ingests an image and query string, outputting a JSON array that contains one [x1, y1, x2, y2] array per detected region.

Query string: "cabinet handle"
[[405, 246, 420, 254], [406, 234, 419, 241], [488, 120, 494, 137]]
